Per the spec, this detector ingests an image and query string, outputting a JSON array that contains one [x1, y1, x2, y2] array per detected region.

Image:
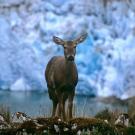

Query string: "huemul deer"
[[45, 33, 87, 120]]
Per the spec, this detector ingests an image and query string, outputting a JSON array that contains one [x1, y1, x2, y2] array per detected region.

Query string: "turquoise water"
[[0, 91, 127, 117]]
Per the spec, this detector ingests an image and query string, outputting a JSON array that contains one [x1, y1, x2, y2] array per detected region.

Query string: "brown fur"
[[45, 34, 87, 120]]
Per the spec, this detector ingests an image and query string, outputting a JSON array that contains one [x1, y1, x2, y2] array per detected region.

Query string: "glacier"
[[0, 0, 135, 99]]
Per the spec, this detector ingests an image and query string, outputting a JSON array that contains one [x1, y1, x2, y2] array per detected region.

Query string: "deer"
[[45, 33, 87, 121]]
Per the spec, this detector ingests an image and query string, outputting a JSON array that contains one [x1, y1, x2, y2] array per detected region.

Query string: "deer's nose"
[[67, 55, 74, 61]]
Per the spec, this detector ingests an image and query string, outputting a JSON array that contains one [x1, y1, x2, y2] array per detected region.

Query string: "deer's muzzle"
[[67, 55, 74, 61]]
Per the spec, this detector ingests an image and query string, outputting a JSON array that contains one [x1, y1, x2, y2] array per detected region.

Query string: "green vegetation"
[[0, 104, 11, 123]]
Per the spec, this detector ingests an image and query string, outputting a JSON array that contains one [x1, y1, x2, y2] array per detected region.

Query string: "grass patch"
[[0, 104, 11, 123]]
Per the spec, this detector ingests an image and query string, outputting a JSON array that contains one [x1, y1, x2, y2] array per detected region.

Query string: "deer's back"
[[45, 56, 78, 90]]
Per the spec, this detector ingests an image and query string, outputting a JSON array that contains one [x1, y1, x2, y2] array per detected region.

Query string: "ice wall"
[[0, 0, 135, 99]]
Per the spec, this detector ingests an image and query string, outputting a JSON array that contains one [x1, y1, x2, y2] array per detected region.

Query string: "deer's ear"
[[53, 36, 65, 45], [75, 33, 88, 44]]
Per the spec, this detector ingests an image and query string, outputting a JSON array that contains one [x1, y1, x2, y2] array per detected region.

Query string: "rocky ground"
[[0, 109, 135, 135]]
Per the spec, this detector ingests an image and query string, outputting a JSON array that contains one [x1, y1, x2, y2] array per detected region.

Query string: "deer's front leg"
[[58, 95, 66, 121], [62, 100, 66, 121], [68, 90, 75, 120]]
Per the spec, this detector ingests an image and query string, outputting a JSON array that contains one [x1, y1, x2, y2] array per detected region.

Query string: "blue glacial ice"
[[0, 0, 135, 99]]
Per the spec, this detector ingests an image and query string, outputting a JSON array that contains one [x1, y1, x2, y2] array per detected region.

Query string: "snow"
[[0, 0, 135, 99]]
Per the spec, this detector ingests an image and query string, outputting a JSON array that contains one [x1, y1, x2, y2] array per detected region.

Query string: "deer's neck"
[[65, 59, 75, 84]]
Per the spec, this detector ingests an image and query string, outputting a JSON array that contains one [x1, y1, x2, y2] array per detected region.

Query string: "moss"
[[122, 126, 135, 135], [17, 120, 37, 134], [0, 115, 135, 135], [14, 117, 118, 134], [0, 128, 17, 135], [95, 108, 112, 121], [115, 126, 135, 135], [69, 117, 118, 135]]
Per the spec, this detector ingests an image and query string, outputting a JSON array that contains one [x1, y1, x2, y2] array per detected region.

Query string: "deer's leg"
[[68, 90, 75, 120], [52, 100, 58, 117], [57, 103, 61, 118], [58, 94, 66, 121], [48, 88, 58, 117], [58, 100, 62, 119], [62, 100, 66, 121]]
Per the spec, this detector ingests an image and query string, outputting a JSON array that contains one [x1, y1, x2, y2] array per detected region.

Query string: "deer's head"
[[53, 33, 87, 61]]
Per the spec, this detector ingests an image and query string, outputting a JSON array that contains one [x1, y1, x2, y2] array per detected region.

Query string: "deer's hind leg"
[[52, 99, 58, 117], [48, 88, 58, 117], [67, 89, 75, 120]]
